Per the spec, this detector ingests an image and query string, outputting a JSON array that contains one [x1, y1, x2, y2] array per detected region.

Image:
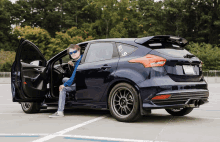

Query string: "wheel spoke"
[[125, 92, 129, 99], [116, 93, 121, 99], [124, 107, 128, 114], [125, 106, 131, 113], [128, 99, 133, 103], [119, 91, 123, 98], [127, 102, 133, 105]]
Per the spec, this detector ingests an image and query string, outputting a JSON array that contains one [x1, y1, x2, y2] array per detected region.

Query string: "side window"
[[85, 43, 114, 63], [116, 43, 137, 57], [20, 42, 45, 64], [54, 43, 88, 65]]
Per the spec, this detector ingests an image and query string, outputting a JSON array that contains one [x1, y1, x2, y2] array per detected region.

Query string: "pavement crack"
[[154, 116, 174, 142]]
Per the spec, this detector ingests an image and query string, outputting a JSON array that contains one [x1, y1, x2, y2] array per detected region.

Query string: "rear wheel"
[[165, 108, 193, 116], [108, 83, 141, 122], [21, 102, 41, 113]]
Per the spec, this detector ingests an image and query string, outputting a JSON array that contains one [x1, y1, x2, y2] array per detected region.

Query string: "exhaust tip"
[[195, 100, 198, 107]]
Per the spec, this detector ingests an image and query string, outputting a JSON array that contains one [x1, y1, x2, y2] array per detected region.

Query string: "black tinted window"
[[20, 42, 45, 64], [85, 43, 114, 63], [116, 43, 137, 57]]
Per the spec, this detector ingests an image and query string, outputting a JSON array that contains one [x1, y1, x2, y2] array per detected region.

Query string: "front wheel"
[[165, 108, 194, 116], [21, 102, 41, 113], [108, 83, 141, 122]]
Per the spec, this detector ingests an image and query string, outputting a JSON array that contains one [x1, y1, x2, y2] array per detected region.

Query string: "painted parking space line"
[[0, 133, 167, 142], [32, 116, 107, 142], [63, 134, 167, 142], [0, 133, 48, 137]]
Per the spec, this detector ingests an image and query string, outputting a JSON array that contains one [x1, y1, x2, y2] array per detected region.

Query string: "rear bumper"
[[137, 76, 209, 109], [142, 99, 209, 109]]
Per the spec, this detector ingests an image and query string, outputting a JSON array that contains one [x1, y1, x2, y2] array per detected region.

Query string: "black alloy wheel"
[[108, 83, 141, 122], [21, 102, 41, 113], [165, 108, 194, 116]]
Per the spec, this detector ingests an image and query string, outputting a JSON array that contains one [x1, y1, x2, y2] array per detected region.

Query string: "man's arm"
[[68, 61, 74, 66], [64, 59, 80, 87]]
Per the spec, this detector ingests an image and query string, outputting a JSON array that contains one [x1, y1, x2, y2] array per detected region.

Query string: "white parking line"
[[32, 116, 107, 142], [0, 133, 167, 142], [0, 133, 49, 136], [62, 134, 167, 142]]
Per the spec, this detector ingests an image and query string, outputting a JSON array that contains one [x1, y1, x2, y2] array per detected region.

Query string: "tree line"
[[0, 0, 220, 71]]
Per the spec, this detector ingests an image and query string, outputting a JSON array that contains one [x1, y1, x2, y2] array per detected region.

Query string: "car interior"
[[50, 43, 87, 99]]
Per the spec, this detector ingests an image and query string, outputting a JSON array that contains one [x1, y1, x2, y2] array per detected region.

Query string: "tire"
[[108, 83, 141, 122], [21, 102, 41, 113], [165, 108, 194, 116]]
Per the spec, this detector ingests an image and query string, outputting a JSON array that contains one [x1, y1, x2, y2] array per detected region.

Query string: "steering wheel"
[[68, 63, 74, 73]]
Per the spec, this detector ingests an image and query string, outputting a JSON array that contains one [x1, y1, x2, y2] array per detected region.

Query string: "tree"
[[12, 26, 52, 59], [0, 0, 14, 51]]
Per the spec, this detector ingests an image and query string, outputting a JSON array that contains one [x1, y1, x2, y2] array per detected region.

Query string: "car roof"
[[78, 38, 137, 45]]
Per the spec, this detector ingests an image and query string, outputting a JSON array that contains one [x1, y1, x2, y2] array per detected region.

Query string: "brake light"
[[151, 94, 171, 100], [199, 61, 203, 68], [128, 54, 166, 68]]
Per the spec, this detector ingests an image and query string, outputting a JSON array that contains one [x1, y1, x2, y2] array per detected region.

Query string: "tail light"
[[128, 54, 166, 68], [151, 94, 171, 100], [199, 61, 203, 68]]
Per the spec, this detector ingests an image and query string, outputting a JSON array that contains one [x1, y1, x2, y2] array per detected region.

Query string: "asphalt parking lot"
[[0, 82, 219, 142]]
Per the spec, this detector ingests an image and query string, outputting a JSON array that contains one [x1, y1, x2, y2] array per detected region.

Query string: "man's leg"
[[49, 78, 75, 118], [57, 85, 75, 112]]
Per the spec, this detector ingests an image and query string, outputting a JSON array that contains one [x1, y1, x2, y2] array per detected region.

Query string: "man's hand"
[[68, 61, 74, 66], [59, 85, 65, 91]]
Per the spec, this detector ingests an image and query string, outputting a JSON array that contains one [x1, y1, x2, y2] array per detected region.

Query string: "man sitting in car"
[[49, 44, 83, 118]]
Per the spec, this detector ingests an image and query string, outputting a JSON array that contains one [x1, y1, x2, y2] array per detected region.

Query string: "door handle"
[[31, 74, 40, 82], [100, 65, 111, 70], [34, 68, 42, 73]]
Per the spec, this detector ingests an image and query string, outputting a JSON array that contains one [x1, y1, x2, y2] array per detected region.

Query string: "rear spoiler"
[[134, 35, 188, 47]]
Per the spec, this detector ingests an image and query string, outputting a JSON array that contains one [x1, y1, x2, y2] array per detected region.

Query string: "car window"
[[116, 43, 137, 57], [20, 42, 45, 64], [54, 54, 71, 65], [85, 43, 114, 63], [54, 43, 87, 65]]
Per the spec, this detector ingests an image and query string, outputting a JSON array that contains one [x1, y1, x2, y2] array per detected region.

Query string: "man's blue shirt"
[[64, 54, 83, 87]]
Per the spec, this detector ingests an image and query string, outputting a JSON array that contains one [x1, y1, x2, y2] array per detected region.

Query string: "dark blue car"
[[11, 35, 209, 122]]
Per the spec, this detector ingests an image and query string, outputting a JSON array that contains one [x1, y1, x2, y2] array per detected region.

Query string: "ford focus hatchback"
[[11, 35, 209, 122]]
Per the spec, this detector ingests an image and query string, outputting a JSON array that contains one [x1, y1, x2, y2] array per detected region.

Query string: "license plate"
[[183, 65, 195, 75]]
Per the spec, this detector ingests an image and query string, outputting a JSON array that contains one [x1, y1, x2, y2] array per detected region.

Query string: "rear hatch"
[[135, 35, 203, 82]]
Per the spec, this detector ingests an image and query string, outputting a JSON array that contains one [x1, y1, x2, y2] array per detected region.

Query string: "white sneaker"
[[49, 111, 64, 118]]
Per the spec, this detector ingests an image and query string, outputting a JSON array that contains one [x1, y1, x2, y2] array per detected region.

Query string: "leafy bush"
[[0, 49, 16, 72], [12, 26, 52, 60], [186, 42, 220, 71]]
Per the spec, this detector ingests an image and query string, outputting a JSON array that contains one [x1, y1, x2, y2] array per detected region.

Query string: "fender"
[[114, 68, 146, 84]]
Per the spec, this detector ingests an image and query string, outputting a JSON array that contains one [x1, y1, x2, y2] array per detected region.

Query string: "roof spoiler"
[[134, 35, 188, 47]]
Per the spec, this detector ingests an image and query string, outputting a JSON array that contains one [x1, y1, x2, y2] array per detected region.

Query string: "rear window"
[[145, 42, 193, 58], [154, 49, 192, 58], [147, 42, 183, 49]]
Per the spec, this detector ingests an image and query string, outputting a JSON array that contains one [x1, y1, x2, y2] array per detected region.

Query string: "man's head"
[[67, 44, 81, 60]]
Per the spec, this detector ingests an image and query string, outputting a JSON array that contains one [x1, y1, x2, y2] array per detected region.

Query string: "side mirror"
[[30, 60, 43, 66]]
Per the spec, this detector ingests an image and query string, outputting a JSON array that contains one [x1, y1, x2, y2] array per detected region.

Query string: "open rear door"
[[11, 39, 48, 102]]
